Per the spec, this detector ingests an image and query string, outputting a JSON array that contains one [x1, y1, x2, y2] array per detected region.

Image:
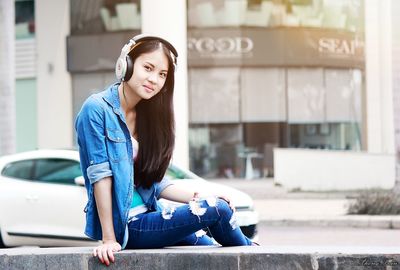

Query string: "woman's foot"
[[251, 241, 260, 246]]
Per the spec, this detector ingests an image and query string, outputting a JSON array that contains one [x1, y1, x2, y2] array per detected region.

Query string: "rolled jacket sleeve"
[[87, 162, 112, 184], [76, 96, 112, 184]]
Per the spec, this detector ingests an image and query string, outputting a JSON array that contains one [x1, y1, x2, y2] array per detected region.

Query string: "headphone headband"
[[115, 34, 178, 82], [131, 34, 178, 58]]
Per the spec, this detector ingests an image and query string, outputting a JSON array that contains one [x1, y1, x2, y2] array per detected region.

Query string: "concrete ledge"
[[1, 246, 399, 270]]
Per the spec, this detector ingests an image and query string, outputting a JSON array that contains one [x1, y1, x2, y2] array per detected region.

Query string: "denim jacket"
[[75, 82, 173, 245]]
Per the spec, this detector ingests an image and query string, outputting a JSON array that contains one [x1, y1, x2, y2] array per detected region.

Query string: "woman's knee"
[[187, 197, 233, 223], [215, 198, 233, 217]]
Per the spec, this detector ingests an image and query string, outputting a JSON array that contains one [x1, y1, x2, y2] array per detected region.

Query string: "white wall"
[[392, 0, 400, 189], [141, 0, 189, 168], [36, 0, 72, 149], [274, 148, 395, 191], [0, 0, 16, 155], [365, 0, 395, 154]]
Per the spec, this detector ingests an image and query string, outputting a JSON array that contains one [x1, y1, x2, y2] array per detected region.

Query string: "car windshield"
[[165, 164, 201, 180]]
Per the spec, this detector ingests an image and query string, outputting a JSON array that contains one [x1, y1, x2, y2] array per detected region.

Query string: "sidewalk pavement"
[[208, 178, 400, 229]]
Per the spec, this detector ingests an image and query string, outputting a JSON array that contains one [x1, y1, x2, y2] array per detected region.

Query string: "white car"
[[0, 149, 258, 248]]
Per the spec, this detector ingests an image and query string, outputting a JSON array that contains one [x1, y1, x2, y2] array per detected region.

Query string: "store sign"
[[188, 36, 253, 58], [187, 28, 365, 69], [66, 28, 364, 72], [318, 37, 360, 56]]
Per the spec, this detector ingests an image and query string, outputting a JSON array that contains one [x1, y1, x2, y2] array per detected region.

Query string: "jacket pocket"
[[106, 128, 127, 143], [106, 128, 128, 162]]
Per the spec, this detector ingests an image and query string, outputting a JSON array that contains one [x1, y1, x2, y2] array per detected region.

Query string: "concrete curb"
[[1, 246, 400, 270], [259, 215, 400, 229]]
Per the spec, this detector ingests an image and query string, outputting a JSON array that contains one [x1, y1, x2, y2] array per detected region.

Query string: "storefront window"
[[287, 68, 362, 150], [188, 0, 364, 32], [289, 123, 361, 150], [70, 0, 141, 35], [15, 0, 35, 39], [190, 124, 245, 178], [189, 67, 287, 178], [189, 68, 240, 123], [188, 0, 365, 178], [188, 66, 364, 178]]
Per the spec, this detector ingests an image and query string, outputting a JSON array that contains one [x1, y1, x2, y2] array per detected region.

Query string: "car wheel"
[[0, 230, 6, 248], [240, 224, 257, 239]]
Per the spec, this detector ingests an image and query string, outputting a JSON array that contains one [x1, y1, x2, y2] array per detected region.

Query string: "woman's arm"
[[159, 183, 197, 203], [92, 177, 121, 266], [94, 176, 116, 242], [159, 182, 236, 211]]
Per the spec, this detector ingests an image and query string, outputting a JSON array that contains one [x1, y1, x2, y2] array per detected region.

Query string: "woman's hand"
[[93, 240, 121, 266], [92, 177, 120, 265]]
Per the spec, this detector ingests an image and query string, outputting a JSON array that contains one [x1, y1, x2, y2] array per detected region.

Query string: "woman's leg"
[[125, 198, 252, 249], [173, 231, 215, 246], [204, 198, 252, 246]]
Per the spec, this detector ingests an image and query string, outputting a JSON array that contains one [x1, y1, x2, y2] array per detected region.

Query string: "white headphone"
[[115, 34, 178, 82]]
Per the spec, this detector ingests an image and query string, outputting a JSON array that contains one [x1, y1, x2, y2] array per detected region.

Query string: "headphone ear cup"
[[115, 57, 126, 81], [124, 55, 134, 81]]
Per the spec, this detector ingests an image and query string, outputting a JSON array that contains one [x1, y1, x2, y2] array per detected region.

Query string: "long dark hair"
[[128, 40, 175, 189]]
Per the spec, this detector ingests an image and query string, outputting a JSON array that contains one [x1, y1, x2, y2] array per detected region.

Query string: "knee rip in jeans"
[[189, 197, 236, 230], [161, 206, 176, 220], [189, 199, 208, 222], [194, 230, 207, 245], [229, 212, 238, 230]]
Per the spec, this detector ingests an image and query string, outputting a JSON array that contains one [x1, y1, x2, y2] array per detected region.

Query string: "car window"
[[1, 160, 34, 180], [33, 158, 82, 185]]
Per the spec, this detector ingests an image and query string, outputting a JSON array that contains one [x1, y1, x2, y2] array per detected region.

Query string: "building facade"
[[186, 0, 365, 179], [11, 0, 397, 190]]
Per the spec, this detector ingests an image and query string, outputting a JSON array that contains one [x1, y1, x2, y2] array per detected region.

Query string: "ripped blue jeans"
[[125, 198, 252, 248]]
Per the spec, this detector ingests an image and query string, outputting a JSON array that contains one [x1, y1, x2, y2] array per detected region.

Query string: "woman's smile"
[[143, 84, 154, 93]]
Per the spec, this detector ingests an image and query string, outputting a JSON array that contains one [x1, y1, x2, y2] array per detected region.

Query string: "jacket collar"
[[103, 82, 123, 116]]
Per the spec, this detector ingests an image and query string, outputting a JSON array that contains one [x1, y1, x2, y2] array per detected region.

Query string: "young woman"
[[75, 34, 254, 266]]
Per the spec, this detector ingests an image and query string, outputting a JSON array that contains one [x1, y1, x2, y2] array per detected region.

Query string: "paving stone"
[[238, 253, 313, 270], [317, 254, 400, 270], [88, 252, 239, 270]]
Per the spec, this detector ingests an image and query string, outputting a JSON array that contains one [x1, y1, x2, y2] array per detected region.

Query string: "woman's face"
[[127, 47, 169, 100]]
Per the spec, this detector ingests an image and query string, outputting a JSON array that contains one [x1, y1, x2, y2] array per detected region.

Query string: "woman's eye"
[[144, 65, 151, 71], [160, 73, 167, 79]]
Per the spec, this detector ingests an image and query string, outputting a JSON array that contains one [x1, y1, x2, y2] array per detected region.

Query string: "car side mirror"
[[74, 176, 85, 186]]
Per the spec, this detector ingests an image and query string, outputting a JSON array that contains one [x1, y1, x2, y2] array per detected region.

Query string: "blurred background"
[[0, 0, 399, 191], [1, 0, 400, 249]]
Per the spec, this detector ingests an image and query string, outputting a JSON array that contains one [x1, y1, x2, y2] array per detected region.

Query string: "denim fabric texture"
[[126, 198, 252, 248], [75, 83, 173, 245]]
